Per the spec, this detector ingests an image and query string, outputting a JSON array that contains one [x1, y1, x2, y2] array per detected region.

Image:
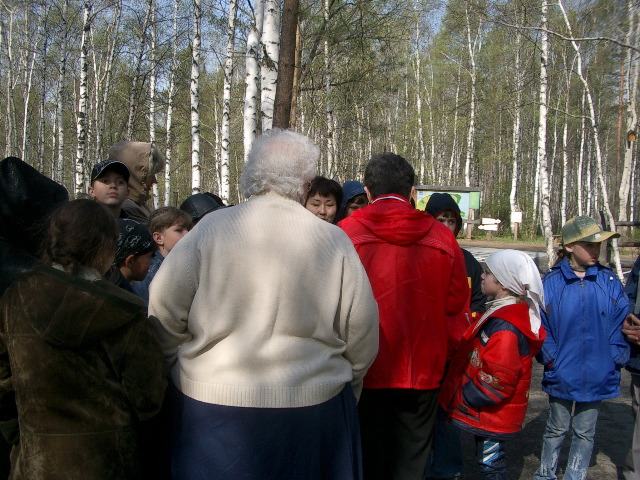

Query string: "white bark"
[[260, 0, 279, 132], [126, 0, 152, 141], [558, 0, 623, 279], [414, 22, 426, 184], [463, 3, 481, 188], [577, 89, 586, 215], [149, 0, 159, 208], [75, 2, 91, 197], [537, 0, 555, 268], [243, 0, 264, 162], [510, 26, 522, 233], [618, 0, 639, 223], [191, 0, 201, 194], [54, 0, 68, 184], [220, 0, 238, 203], [165, 0, 179, 206], [323, 0, 335, 175]]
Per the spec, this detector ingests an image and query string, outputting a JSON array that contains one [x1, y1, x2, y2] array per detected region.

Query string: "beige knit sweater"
[[148, 192, 379, 408]]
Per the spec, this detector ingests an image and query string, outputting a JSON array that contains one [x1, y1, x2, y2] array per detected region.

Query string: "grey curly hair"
[[240, 129, 319, 202]]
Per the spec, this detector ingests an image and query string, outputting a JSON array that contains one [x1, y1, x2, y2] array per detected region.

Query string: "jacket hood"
[[425, 193, 462, 235], [342, 196, 439, 246], [0, 156, 68, 256], [107, 142, 165, 205], [15, 263, 146, 349]]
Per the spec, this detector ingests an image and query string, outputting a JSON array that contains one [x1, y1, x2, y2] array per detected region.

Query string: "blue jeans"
[[424, 409, 463, 478], [475, 436, 506, 480], [534, 396, 601, 480]]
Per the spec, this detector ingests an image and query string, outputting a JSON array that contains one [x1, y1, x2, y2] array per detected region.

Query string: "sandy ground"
[[456, 361, 634, 480]]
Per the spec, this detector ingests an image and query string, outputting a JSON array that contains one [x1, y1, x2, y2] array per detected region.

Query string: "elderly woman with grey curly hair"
[[148, 128, 379, 480]]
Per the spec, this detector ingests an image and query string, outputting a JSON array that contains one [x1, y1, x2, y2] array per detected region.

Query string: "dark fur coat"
[[0, 263, 166, 479]]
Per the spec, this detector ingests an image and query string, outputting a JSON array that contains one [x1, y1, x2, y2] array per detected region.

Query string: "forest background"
[[1, 0, 639, 259]]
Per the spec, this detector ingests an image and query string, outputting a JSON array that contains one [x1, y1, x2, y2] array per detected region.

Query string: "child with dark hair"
[[338, 181, 368, 222], [107, 219, 156, 295], [0, 199, 165, 479], [304, 176, 343, 224], [88, 158, 130, 218], [133, 207, 192, 304]]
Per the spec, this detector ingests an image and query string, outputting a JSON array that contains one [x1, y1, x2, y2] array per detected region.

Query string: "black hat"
[[114, 219, 154, 265], [180, 193, 224, 223], [91, 159, 130, 183]]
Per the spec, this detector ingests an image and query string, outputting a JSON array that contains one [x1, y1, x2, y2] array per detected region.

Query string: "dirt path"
[[457, 364, 633, 479]]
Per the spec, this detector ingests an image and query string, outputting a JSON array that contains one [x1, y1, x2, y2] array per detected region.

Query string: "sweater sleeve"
[[339, 245, 379, 401], [148, 234, 199, 373]]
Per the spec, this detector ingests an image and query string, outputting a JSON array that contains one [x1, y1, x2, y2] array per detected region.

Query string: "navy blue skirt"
[[170, 384, 362, 480]]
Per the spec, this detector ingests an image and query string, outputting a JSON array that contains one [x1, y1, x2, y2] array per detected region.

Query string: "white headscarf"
[[484, 249, 545, 336]]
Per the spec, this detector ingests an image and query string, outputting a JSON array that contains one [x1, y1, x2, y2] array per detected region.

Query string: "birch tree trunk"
[[260, 0, 279, 132], [54, 0, 69, 184], [510, 25, 522, 233], [558, 0, 623, 279], [577, 89, 586, 215], [149, 0, 160, 208], [191, 0, 201, 194], [75, 2, 91, 196], [164, 0, 179, 206], [21, 20, 39, 162], [220, 0, 238, 203], [537, 0, 555, 268], [126, 0, 152, 141], [463, 3, 481, 187], [244, 0, 264, 162], [618, 0, 639, 224], [414, 22, 426, 184], [323, 0, 334, 176]]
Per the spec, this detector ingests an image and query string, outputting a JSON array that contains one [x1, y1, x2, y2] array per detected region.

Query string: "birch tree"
[[463, 1, 481, 187], [220, 0, 238, 203], [75, 1, 91, 196], [618, 0, 639, 224], [537, 0, 555, 268], [149, 0, 159, 208], [191, 0, 201, 194], [164, 0, 179, 206], [260, 0, 279, 132], [558, 0, 623, 279], [509, 23, 522, 233], [55, 0, 69, 184], [244, 0, 264, 162]]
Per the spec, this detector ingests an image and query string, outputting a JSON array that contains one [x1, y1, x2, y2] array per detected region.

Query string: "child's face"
[[129, 251, 154, 281], [159, 223, 190, 255], [344, 194, 368, 218], [566, 241, 601, 267], [436, 211, 458, 235], [88, 171, 128, 208], [481, 269, 510, 299], [305, 194, 338, 223]]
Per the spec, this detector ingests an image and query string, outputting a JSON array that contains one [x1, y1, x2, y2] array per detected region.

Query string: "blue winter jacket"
[[537, 258, 630, 402]]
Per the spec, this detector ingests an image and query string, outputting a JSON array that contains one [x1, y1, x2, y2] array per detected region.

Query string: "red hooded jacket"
[[438, 302, 546, 437], [339, 196, 469, 390]]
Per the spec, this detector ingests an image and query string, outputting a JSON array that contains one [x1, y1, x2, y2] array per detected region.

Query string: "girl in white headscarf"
[[437, 249, 546, 480]]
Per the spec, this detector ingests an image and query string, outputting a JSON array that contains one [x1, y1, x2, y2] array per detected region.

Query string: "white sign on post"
[[481, 218, 501, 225], [511, 211, 523, 223], [478, 224, 499, 231]]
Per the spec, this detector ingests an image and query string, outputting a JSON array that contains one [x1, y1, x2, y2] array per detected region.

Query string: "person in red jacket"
[[439, 249, 546, 480], [339, 152, 469, 480]]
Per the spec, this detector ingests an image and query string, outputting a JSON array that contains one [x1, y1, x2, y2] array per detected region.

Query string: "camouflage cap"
[[561, 216, 620, 245]]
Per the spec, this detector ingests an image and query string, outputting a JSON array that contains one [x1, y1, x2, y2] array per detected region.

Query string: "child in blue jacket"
[[535, 216, 630, 480]]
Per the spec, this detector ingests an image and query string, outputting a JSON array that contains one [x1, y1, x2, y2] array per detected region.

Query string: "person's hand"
[[623, 313, 640, 345]]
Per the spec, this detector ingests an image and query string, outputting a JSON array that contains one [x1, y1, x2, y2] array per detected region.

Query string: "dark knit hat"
[[114, 219, 155, 265], [425, 193, 463, 236]]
